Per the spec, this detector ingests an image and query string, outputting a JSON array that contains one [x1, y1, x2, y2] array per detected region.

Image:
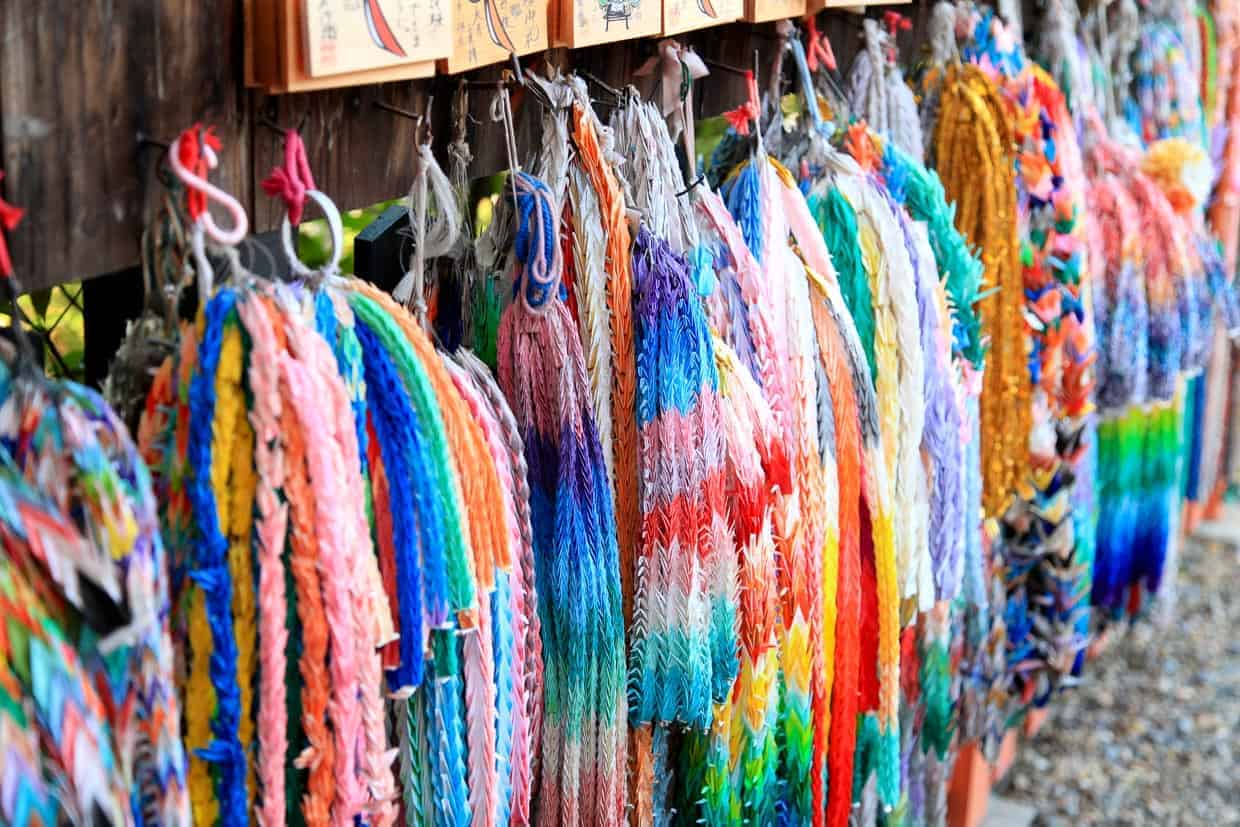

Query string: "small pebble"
[[999, 539, 1239, 826]]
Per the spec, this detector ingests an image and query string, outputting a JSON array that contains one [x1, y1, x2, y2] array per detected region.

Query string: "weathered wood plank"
[[0, 0, 249, 290], [250, 83, 427, 229], [1, 2, 904, 290]]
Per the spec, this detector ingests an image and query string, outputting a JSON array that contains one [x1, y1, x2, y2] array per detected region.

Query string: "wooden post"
[[947, 742, 992, 827]]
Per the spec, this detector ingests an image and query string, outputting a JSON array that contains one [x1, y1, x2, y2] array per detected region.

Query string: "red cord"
[[0, 171, 25, 278], [261, 130, 317, 226]]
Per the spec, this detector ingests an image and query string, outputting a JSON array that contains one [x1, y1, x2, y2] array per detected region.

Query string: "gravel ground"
[[1000, 538, 1239, 826]]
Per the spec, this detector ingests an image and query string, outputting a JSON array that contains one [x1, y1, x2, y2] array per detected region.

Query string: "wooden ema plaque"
[[804, 0, 910, 12], [303, 0, 451, 76], [443, 0, 550, 73], [661, 0, 742, 37], [246, 0, 436, 92], [743, 0, 804, 23], [556, 0, 662, 48]]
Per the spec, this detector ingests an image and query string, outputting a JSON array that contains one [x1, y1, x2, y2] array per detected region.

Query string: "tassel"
[[572, 104, 639, 657], [280, 325, 366, 824], [426, 627, 472, 826]]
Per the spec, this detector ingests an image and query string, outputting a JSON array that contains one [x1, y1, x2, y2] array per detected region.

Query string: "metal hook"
[[136, 132, 171, 152], [675, 175, 704, 198], [701, 57, 749, 77], [518, 70, 563, 112], [374, 100, 421, 120], [422, 95, 435, 144], [464, 78, 516, 90], [374, 99, 432, 144], [258, 112, 310, 136], [580, 70, 624, 100]]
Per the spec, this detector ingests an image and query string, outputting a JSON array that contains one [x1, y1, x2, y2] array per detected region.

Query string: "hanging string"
[[511, 172, 563, 309], [394, 143, 461, 320], [934, 62, 1028, 518], [708, 338, 784, 824], [234, 295, 292, 827], [804, 268, 869, 827], [185, 288, 249, 824], [627, 226, 733, 729]]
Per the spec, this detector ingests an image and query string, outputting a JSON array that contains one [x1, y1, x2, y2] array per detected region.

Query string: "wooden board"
[[272, 0, 437, 93], [744, 0, 806, 24], [0, 1, 893, 290], [441, 0, 551, 74], [661, 0, 743, 37], [809, 0, 909, 12], [302, 0, 451, 77], [0, 1, 250, 291], [555, 0, 663, 49]]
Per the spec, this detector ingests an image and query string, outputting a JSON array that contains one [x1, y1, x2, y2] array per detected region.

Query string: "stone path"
[[999, 534, 1239, 825]]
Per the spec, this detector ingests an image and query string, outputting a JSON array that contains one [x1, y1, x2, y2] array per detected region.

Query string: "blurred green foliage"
[[1, 284, 86, 381]]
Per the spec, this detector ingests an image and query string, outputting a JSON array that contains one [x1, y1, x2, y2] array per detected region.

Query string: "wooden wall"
[[0, 1, 930, 291]]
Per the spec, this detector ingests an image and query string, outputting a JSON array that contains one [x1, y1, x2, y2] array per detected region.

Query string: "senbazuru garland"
[[2, 0, 1239, 825]]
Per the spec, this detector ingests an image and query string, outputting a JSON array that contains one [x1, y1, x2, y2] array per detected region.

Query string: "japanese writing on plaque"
[[661, 0, 740, 36], [304, 0, 451, 76], [444, 0, 548, 73]]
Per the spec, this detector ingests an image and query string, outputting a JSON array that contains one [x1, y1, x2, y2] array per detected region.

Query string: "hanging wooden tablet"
[[302, 0, 452, 76], [742, 0, 804, 24], [442, 0, 550, 74], [805, 0, 909, 13], [661, 0, 742, 37], [555, 0, 661, 48], [263, 0, 436, 93]]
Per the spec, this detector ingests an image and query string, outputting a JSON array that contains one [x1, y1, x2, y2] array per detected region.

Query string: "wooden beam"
[[0, 3, 883, 290]]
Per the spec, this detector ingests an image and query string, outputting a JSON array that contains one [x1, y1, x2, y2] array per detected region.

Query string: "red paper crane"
[[803, 15, 838, 72], [0, 171, 24, 279], [882, 11, 911, 64]]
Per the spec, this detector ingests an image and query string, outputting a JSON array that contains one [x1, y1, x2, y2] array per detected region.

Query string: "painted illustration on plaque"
[[445, 0, 546, 72], [304, 0, 451, 76], [599, 0, 640, 30], [471, 0, 517, 51], [362, 0, 409, 55], [661, 0, 739, 36]]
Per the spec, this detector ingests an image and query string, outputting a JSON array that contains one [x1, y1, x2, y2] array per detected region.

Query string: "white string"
[[393, 143, 460, 321], [280, 189, 344, 281], [928, 1, 960, 68]]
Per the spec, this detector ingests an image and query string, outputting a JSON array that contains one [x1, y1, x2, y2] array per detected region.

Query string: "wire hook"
[[167, 125, 248, 247]]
